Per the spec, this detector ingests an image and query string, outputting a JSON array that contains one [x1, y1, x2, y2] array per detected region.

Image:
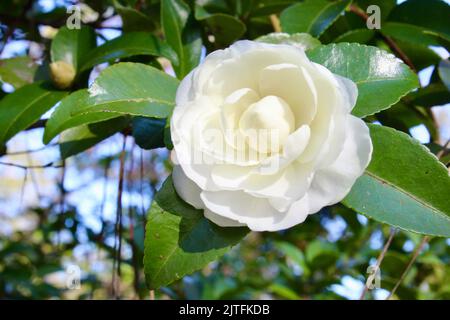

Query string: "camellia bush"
[[0, 0, 449, 300]]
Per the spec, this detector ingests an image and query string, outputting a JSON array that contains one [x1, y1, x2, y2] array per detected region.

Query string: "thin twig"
[[112, 134, 127, 299], [348, 4, 416, 72], [436, 138, 450, 159], [0, 161, 62, 169], [359, 228, 397, 300], [387, 236, 430, 300], [269, 14, 281, 33]]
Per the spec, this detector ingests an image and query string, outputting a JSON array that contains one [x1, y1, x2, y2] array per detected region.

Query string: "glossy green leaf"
[[161, 0, 202, 78], [343, 124, 450, 237], [195, 7, 246, 47], [388, 0, 450, 42], [80, 32, 177, 72], [256, 32, 321, 51], [44, 63, 179, 144], [307, 43, 419, 117], [50, 25, 96, 70], [280, 0, 351, 37], [132, 117, 166, 150], [59, 117, 129, 159], [0, 56, 38, 89], [0, 82, 67, 145], [334, 29, 375, 44], [144, 176, 249, 289]]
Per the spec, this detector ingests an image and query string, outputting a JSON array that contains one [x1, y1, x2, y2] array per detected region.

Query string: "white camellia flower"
[[171, 40, 373, 231]]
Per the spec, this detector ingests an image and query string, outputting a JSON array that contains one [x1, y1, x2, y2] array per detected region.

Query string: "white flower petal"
[[259, 63, 317, 125], [204, 209, 246, 227], [306, 116, 373, 213], [172, 165, 204, 209]]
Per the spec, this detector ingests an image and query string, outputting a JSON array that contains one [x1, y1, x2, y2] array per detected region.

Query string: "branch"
[[359, 228, 397, 300], [112, 134, 127, 299], [387, 236, 430, 299], [0, 161, 62, 169]]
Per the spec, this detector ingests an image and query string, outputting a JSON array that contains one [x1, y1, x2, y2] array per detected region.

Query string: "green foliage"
[[144, 176, 248, 289], [50, 25, 96, 72], [280, 0, 351, 37], [0, 82, 67, 145], [308, 43, 419, 117], [80, 32, 177, 72], [344, 124, 450, 237], [161, 0, 202, 78], [44, 63, 179, 144], [0, 0, 449, 300]]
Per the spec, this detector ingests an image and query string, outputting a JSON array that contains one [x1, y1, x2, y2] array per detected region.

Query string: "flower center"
[[239, 95, 295, 154]]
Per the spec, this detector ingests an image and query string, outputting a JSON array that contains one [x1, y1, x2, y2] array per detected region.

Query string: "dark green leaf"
[[144, 176, 249, 289], [59, 117, 129, 159], [44, 63, 179, 144], [195, 7, 246, 47], [161, 0, 202, 78], [388, 0, 450, 42], [80, 32, 177, 72], [307, 43, 419, 117], [407, 83, 450, 108], [438, 60, 450, 91], [343, 124, 450, 237], [132, 117, 166, 150], [0, 82, 67, 145], [280, 0, 351, 37], [115, 3, 156, 32]]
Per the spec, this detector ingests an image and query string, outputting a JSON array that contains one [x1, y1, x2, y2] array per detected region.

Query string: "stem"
[[112, 135, 127, 299], [270, 14, 281, 33], [387, 236, 430, 299], [359, 228, 397, 300]]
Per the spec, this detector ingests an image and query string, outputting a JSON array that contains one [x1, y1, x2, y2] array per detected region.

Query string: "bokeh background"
[[0, 0, 449, 300]]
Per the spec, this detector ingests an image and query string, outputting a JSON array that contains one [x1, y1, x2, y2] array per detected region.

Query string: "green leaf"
[[44, 63, 179, 144], [161, 0, 202, 78], [438, 60, 450, 91], [343, 124, 450, 237], [132, 117, 166, 150], [381, 22, 445, 48], [333, 29, 375, 44], [0, 82, 67, 145], [59, 117, 129, 159], [406, 83, 450, 108], [80, 32, 177, 72], [144, 176, 249, 289], [195, 7, 246, 47], [388, 0, 450, 42], [280, 0, 351, 37], [51, 25, 96, 71], [0, 56, 38, 89], [307, 43, 419, 117], [256, 32, 321, 51], [114, 3, 156, 32]]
